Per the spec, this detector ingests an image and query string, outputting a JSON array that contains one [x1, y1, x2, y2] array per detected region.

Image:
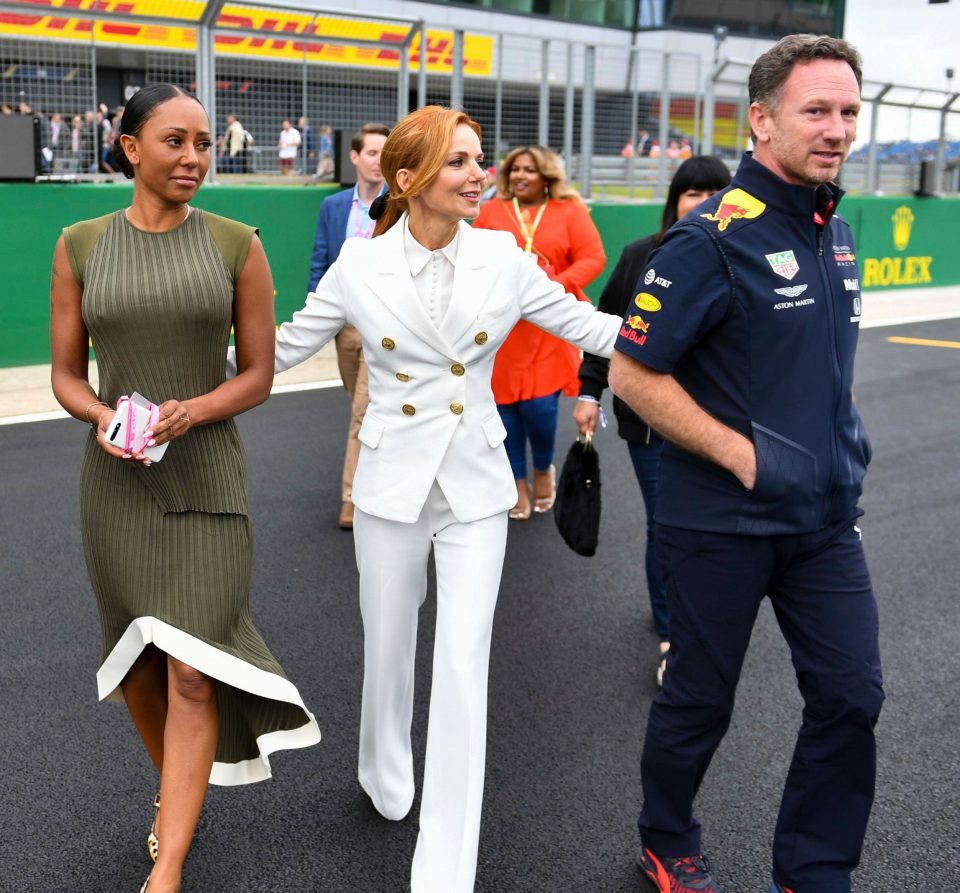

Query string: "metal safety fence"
[[1, 0, 958, 197]]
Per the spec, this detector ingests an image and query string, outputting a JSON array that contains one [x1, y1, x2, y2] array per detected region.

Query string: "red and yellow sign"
[[0, 1, 494, 76]]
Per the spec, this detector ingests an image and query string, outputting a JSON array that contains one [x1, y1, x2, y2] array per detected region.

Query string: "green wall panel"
[[0, 182, 333, 368], [2, 183, 958, 368]]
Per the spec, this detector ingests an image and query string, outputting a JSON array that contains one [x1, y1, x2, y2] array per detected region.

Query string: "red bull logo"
[[624, 314, 650, 333], [701, 188, 766, 231]]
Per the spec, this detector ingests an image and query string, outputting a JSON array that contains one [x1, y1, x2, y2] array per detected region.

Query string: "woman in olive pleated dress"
[[49, 84, 321, 893]]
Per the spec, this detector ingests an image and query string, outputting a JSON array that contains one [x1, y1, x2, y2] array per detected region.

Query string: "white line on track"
[[0, 379, 345, 427]]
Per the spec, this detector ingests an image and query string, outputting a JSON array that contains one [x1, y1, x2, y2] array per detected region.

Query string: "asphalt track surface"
[[1, 317, 958, 893]]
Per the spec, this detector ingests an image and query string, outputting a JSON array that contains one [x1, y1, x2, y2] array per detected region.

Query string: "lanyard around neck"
[[512, 198, 547, 254], [352, 198, 375, 240]]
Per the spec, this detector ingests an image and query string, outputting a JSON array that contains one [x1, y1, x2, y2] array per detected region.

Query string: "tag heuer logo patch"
[[774, 284, 808, 298], [766, 250, 800, 280]]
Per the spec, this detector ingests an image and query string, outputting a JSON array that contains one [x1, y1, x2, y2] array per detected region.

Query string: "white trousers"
[[353, 482, 508, 893]]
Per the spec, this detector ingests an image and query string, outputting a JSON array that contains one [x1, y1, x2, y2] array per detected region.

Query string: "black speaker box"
[[0, 115, 40, 180]]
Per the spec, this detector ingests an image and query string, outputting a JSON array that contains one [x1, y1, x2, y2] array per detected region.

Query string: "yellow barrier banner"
[[0, 1, 494, 76]]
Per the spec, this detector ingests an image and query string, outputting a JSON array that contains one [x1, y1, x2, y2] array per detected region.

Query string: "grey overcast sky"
[[844, 0, 960, 143]]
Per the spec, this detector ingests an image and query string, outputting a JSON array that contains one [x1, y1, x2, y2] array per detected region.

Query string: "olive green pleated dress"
[[63, 208, 320, 785]]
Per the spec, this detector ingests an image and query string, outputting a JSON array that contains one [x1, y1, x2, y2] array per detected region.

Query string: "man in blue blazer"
[[307, 122, 390, 529]]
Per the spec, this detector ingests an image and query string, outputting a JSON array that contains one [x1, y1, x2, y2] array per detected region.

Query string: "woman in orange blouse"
[[474, 146, 605, 519]]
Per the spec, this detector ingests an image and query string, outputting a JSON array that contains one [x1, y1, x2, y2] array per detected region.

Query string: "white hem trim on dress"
[[96, 616, 321, 786]]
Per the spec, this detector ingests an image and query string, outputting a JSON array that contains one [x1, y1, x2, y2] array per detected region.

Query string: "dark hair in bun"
[[112, 84, 203, 179]]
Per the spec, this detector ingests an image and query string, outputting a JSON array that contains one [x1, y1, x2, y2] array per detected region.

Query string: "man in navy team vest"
[[609, 34, 883, 893]]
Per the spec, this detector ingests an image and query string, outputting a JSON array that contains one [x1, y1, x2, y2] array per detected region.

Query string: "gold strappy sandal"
[[147, 792, 160, 863]]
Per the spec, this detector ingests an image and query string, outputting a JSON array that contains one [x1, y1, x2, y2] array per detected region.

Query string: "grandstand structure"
[[1, 0, 957, 195]]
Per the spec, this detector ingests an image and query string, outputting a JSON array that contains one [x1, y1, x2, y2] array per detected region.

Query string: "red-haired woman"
[[242, 106, 620, 893]]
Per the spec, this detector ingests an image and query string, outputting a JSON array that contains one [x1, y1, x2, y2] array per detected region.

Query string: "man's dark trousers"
[[638, 515, 884, 892]]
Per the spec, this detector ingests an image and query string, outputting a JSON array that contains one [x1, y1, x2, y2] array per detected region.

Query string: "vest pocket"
[[744, 422, 822, 530]]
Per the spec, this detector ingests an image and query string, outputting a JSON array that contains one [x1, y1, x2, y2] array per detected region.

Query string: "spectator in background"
[[70, 114, 84, 166], [316, 124, 334, 180], [110, 107, 123, 162], [1, 103, 13, 114], [306, 122, 390, 529], [277, 118, 301, 175], [574, 155, 731, 689], [479, 164, 499, 204], [474, 145, 606, 520], [83, 110, 98, 173], [97, 105, 115, 172], [299, 116, 316, 171], [44, 111, 64, 168], [637, 129, 651, 156], [649, 139, 661, 159], [241, 124, 254, 173], [222, 113, 246, 173], [621, 137, 636, 158]]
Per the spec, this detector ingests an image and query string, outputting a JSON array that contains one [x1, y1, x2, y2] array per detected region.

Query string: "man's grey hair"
[[749, 34, 863, 110]]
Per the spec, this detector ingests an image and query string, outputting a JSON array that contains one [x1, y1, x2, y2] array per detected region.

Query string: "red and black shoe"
[[636, 847, 721, 892], [769, 881, 796, 893]]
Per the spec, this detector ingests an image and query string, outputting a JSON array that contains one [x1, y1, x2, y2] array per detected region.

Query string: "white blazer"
[[271, 214, 621, 524]]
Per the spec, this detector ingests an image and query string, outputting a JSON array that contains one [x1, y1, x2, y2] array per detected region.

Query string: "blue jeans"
[[627, 436, 668, 641], [497, 392, 560, 480]]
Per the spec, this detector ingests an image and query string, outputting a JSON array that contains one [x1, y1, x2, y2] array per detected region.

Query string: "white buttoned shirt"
[[403, 217, 458, 329]]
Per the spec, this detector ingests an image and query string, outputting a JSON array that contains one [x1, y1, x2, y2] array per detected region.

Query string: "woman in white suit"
[[264, 106, 620, 892]]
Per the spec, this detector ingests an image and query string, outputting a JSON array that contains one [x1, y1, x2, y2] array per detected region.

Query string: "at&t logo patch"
[[644, 268, 672, 288]]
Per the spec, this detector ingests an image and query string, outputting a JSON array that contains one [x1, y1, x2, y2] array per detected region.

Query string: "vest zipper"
[[817, 221, 841, 526]]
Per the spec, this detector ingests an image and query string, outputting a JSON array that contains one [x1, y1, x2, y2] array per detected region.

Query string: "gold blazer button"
[[450, 363, 465, 376], [402, 404, 416, 416], [474, 331, 488, 345], [450, 401, 464, 415], [396, 372, 411, 382], [381, 337, 396, 350]]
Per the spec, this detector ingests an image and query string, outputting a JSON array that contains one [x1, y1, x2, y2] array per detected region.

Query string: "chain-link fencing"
[[2, 0, 958, 196]]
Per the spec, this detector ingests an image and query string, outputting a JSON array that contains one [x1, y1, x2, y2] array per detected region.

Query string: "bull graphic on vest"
[[701, 189, 767, 231]]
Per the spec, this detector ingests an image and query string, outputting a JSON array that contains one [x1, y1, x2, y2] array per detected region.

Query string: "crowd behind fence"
[[1, 2, 958, 197]]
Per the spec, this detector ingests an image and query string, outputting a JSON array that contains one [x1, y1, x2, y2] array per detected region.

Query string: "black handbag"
[[553, 433, 601, 557]]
